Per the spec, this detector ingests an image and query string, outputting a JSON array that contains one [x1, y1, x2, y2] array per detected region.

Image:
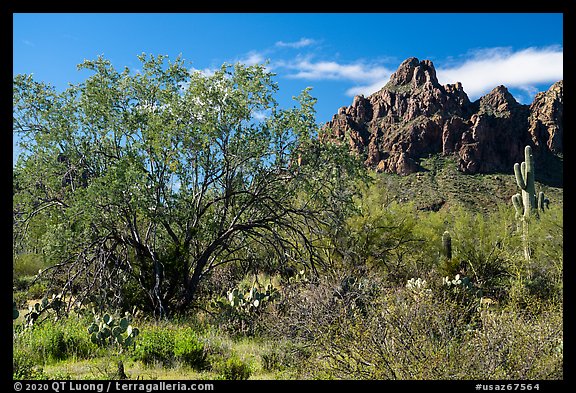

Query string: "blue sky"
[[13, 13, 563, 163]]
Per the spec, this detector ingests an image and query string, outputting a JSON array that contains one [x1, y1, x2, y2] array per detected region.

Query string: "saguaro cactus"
[[511, 145, 548, 260], [513, 145, 538, 220], [442, 231, 452, 261]]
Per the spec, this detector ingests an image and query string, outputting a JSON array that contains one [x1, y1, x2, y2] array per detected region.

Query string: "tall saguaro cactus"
[[442, 231, 452, 261], [513, 146, 538, 220], [511, 145, 547, 261]]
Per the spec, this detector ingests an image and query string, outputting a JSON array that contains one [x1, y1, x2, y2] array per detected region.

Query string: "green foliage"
[[341, 179, 422, 282], [27, 281, 49, 300], [173, 327, 208, 370], [437, 205, 517, 302], [133, 325, 206, 369], [14, 318, 97, 365], [216, 355, 252, 380], [133, 328, 175, 367], [13, 348, 45, 379], [13, 253, 46, 278], [13, 53, 365, 315]]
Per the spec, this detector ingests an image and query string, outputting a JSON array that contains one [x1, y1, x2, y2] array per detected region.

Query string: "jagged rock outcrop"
[[322, 57, 563, 176], [528, 80, 563, 155]]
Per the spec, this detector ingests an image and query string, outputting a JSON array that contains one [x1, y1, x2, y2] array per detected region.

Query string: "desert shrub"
[[260, 347, 284, 372], [133, 327, 175, 367], [13, 276, 35, 292], [13, 291, 28, 309], [133, 325, 207, 369], [307, 274, 562, 380], [13, 253, 46, 278], [27, 281, 49, 300], [523, 262, 562, 303], [14, 318, 97, 365], [314, 280, 480, 379], [216, 355, 251, 380], [342, 193, 424, 284], [13, 348, 44, 379], [453, 309, 563, 379], [260, 271, 366, 340], [527, 203, 563, 266], [260, 340, 312, 373], [174, 327, 208, 370]]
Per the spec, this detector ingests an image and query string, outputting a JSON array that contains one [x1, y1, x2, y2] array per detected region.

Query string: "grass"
[[37, 338, 290, 380], [14, 317, 300, 380]]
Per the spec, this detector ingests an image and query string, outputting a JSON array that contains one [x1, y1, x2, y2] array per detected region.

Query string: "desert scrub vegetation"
[[13, 54, 562, 380], [12, 197, 563, 380]]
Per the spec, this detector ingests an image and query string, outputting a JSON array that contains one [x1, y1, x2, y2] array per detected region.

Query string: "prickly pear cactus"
[[24, 294, 65, 327], [226, 284, 278, 312], [88, 311, 139, 351], [13, 301, 19, 320]]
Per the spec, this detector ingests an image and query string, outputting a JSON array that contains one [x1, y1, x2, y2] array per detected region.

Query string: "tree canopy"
[[13, 54, 367, 316]]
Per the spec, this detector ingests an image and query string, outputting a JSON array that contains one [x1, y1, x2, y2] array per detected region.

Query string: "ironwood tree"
[[13, 54, 366, 317]]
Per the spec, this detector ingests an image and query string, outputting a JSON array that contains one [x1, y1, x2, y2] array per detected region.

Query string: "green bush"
[[27, 281, 48, 300], [13, 291, 28, 309], [14, 318, 97, 365], [454, 308, 563, 379], [13, 348, 43, 379], [174, 328, 207, 370], [13, 276, 34, 291], [260, 347, 284, 372], [13, 253, 46, 278], [133, 328, 175, 366], [260, 341, 311, 373], [134, 326, 208, 369], [217, 355, 251, 380], [46, 329, 67, 361]]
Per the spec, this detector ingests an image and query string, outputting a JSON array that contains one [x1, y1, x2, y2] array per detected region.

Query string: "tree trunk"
[[178, 257, 206, 312], [522, 218, 531, 261]]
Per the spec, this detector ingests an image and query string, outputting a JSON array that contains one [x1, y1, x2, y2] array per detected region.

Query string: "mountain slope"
[[371, 154, 563, 215]]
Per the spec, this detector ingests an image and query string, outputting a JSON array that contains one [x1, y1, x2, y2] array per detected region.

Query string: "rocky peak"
[[322, 57, 563, 179], [386, 57, 440, 89], [478, 85, 521, 115], [528, 80, 563, 154]]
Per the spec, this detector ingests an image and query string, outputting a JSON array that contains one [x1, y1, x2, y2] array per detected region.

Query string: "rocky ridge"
[[322, 57, 563, 178]]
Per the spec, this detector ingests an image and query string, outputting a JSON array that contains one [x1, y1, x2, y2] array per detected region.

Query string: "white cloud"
[[252, 109, 271, 121], [346, 79, 391, 97], [436, 46, 563, 100], [275, 38, 316, 49], [22, 39, 35, 47], [286, 59, 392, 83], [281, 58, 393, 97], [190, 67, 218, 77], [238, 51, 266, 66]]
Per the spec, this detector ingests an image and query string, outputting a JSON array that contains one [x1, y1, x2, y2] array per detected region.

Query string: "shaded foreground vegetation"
[[13, 55, 562, 380], [13, 178, 563, 380]]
